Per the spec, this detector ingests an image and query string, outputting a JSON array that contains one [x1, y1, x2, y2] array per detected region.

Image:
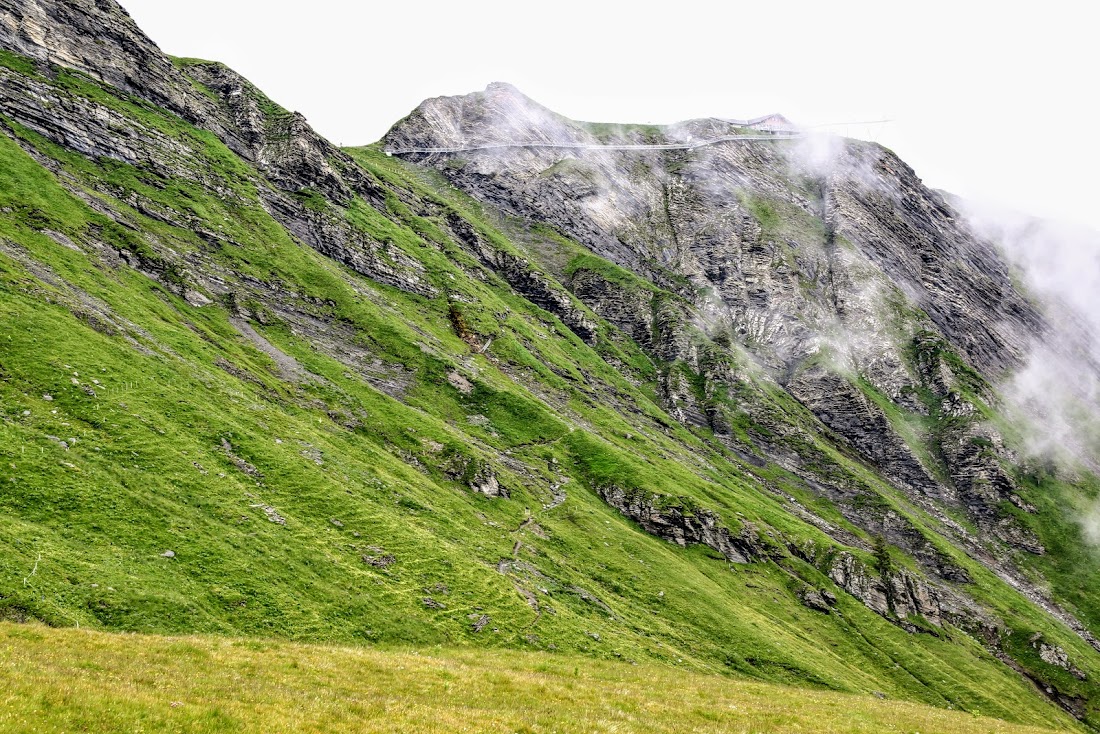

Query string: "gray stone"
[[799, 587, 832, 613], [597, 484, 763, 564]]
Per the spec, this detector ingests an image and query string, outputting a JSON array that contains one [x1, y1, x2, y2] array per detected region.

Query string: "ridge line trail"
[[385, 134, 804, 156]]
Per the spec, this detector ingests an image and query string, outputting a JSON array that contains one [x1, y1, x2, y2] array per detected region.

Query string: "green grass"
[[0, 49, 40, 77], [0, 623, 1073, 734], [565, 253, 659, 295], [579, 121, 666, 143]]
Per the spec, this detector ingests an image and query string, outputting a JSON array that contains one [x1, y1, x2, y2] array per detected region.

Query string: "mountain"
[[2, 1, 1100, 729]]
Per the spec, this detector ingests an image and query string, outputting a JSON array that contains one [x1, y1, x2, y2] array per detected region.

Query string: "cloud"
[[960, 198, 1100, 539], [791, 131, 847, 177]]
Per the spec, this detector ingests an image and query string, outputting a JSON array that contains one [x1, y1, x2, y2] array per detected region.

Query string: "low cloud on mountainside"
[[962, 200, 1100, 478]]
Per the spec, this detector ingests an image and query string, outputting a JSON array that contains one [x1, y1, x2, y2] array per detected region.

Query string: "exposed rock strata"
[[596, 484, 765, 564], [787, 366, 944, 500], [383, 82, 1052, 569], [444, 213, 597, 342]]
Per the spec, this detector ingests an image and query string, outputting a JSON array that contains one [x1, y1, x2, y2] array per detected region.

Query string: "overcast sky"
[[121, 0, 1095, 228]]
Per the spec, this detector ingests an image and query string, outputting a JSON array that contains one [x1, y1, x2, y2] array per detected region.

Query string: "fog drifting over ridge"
[[961, 201, 1100, 477]]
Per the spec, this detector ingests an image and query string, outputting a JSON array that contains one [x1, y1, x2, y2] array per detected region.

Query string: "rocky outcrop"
[[386, 84, 655, 271], [0, 34, 441, 300], [0, 63, 214, 179], [910, 334, 1044, 555], [0, 1, 439, 300], [874, 509, 973, 583], [596, 484, 765, 563], [445, 213, 597, 342], [261, 191, 438, 297], [827, 551, 944, 627], [0, 0, 390, 206], [828, 150, 1044, 375], [1032, 634, 1088, 681], [568, 268, 655, 349], [384, 82, 583, 152], [658, 365, 710, 428], [798, 586, 837, 612], [469, 463, 506, 498], [441, 451, 508, 499], [172, 61, 443, 297], [0, 0, 226, 136], [179, 60, 385, 207], [940, 422, 1044, 554], [787, 366, 945, 500]]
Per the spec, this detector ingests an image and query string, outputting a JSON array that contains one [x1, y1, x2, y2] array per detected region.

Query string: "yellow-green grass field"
[[0, 623, 1071, 733]]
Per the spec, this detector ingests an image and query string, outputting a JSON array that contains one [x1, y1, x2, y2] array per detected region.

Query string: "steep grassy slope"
[[0, 91, 1073, 725], [0, 623, 1070, 734], [0, 4, 1097, 730]]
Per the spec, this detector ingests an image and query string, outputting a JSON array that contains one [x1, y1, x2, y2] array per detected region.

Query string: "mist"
[[962, 199, 1100, 471]]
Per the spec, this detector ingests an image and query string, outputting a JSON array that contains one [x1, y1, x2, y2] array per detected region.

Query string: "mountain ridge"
[[2, 1, 1100, 729]]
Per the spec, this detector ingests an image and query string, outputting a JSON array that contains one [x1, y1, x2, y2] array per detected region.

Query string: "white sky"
[[121, 0, 1096, 228]]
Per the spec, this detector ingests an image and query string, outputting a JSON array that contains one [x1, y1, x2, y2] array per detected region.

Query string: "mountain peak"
[[483, 80, 527, 97], [384, 82, 586, 152]]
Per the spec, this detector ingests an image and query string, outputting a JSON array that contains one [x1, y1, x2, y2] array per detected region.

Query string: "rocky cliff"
[[384, 82, 1060, 578]]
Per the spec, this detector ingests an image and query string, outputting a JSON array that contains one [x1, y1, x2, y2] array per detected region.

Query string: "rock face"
[[827, 551, 943, 626], [787, 366, 943, 501], [382, 84, 1052, 566], [385, 84, 1042, 377], [597, 484, 765, 564], [827, 154, 1041, 375], [179, 60, 373, 206], [0, 30, 436, 299], [568, 268, 654, 349], [0, 0, 209, 123]]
